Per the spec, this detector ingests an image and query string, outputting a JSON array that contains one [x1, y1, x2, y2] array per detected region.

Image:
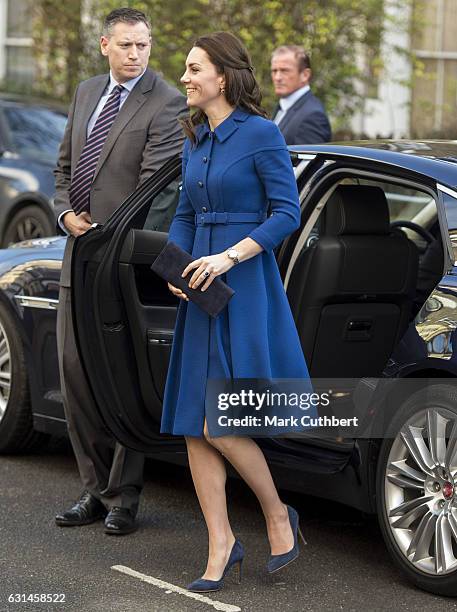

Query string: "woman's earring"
[[220, 86, 225, 95]]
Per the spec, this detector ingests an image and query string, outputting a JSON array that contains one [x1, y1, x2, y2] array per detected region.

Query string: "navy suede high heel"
[[267, 505, 306, 574], [187, 539, 245, 593]]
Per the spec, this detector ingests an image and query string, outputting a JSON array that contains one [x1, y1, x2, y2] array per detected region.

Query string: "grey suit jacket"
[[54, 68, 187, 286]]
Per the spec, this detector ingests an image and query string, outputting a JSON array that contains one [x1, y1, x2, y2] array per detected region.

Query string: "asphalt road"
[[1, 441, 457, 612]]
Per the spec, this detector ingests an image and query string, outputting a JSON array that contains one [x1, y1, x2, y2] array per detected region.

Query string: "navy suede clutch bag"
[[151, 241, 235, 318]]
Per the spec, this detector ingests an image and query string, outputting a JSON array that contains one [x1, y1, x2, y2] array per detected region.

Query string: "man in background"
[[271, 45, 331, 145], [54, 7, 186, 535]]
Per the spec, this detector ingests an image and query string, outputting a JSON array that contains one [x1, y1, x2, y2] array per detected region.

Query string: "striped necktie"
[[70, 84, 124, 215]]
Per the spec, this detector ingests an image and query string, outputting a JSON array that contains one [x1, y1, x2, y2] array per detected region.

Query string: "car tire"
[[3, 205, 54, 247], [376, 383, 457, 596], [0, 301, 49, 453]]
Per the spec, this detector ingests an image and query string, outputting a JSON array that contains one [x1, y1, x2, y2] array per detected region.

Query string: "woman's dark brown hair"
[[181, 31, 268, 143]]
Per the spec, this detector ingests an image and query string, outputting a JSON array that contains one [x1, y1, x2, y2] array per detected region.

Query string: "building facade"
[[0, 0, 34, 90], [411, 0, 457, 138], [351, 2, 411, 139], [351, 0, 457, 140]]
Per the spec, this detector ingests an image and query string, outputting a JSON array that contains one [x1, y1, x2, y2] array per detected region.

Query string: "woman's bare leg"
[[204, 429, 294, 556], [185, 435, 236, 580]]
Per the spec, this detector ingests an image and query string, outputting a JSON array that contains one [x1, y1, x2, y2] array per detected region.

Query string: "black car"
[[1, 141, 457, 596], [0, 94, 67, 246]]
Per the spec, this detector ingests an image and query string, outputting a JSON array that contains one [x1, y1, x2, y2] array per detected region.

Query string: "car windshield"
[[4, 105, 67, 163]]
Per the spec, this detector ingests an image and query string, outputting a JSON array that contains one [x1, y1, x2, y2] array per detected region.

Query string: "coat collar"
[[278, 85, 310, 112], [195, 107, 250, 144], [77, 75, 109, 156], [286, 88, 312, 113], [278, 90, 313, 132], [138, 67, 157, 93], [92, 68, 156, 182]]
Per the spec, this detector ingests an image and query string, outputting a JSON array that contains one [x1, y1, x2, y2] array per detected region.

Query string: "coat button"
[[203, 156, 208, 163], [202, 207, 208, 212], [198, 181, 204, 188]]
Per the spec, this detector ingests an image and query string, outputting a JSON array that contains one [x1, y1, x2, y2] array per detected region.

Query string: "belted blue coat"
[[160, 107, 311, 437]]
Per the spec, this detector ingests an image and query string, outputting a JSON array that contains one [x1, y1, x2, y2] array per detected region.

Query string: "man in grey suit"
[[271, 45, 331, 145], [54, 7, 187, 535]]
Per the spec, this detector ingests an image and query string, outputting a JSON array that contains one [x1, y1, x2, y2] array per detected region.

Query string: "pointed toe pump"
[[267, 505, 306, 574], [187, 539, 245, 593]]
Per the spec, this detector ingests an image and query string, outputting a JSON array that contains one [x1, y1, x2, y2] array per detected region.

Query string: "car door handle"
[[345, 319, 373, 341], [147, 329, 173, 345], [14, 295, 59, 310]]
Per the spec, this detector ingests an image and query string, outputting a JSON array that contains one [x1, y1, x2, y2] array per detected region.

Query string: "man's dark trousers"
[[57, 264, 144, 512], [54, 68, 187, 512]]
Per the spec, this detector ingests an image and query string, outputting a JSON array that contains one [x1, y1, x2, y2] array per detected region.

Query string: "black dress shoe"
[[55, 491, 107, 526], [104, 507, 138, 535]]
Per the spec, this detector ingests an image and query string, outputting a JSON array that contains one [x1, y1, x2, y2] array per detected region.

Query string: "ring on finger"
[[202, 270, 210, 279]]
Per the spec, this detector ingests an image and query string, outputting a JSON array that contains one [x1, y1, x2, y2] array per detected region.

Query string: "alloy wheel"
[[0, 319, 11, 421], [385, 407, 457, 575], [12, 217, 46, 243]]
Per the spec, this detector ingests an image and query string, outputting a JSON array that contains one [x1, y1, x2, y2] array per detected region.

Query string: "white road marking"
[[111, 565, 242, 612]]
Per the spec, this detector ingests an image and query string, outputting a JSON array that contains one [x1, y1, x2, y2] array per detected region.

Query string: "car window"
[[298, 174, 439, 260], [142, 176, 181, 232], [441, 190, 457, 263], [4, 106, 67, 163]]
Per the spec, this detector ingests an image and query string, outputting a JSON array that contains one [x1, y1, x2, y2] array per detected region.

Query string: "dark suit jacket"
[[54, 68, 187, 286], [275, 90, 331, 145]]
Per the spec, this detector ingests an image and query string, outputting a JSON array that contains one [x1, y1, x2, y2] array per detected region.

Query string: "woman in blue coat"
[[161, 32, 310, 591]]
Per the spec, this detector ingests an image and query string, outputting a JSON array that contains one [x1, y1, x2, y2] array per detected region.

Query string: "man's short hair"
[[272, 45, 311, 72], [102, 7, 151, 37]]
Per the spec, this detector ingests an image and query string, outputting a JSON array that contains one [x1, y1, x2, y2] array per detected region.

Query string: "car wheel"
[[0, 301, 48, 453], [3, 205, 54, 247], [376, 383, 457, 595]]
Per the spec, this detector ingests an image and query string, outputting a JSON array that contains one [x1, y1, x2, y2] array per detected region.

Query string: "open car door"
[[71, 156, 184, 453], [69, 151, 329, 455]]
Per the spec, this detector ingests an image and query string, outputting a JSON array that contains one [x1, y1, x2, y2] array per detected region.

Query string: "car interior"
[[285, 176, 446, 378]]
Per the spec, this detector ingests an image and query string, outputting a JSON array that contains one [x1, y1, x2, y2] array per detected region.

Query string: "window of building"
[[4, 0, 34, 88]]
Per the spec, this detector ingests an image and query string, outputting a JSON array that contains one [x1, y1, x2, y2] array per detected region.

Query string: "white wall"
[[351, 3, 412, 139], [0, 0, 7, 82]]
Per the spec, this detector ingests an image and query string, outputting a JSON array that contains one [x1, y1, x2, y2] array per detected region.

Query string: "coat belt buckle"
[[198, 212, 210, 225]]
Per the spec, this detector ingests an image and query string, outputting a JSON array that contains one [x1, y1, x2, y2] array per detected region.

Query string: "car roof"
[[0, 92, 67, 114], [289, 140, 457, 190]]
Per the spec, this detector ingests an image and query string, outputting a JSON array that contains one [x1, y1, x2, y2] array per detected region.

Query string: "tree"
[[32, 0, 84, 100], [28, 0, 412, 133]]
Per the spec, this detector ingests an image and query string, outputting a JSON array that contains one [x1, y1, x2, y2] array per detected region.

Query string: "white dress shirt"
[[273, 84, 310, 126], [58, 68, 147, 233]]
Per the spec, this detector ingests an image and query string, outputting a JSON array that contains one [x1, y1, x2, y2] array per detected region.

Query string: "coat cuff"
[[248, 227, 276, 253]]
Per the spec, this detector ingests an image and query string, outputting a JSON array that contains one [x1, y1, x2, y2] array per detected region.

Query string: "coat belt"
[[194, 211, 267, 380], [195, 211, 267, 226]]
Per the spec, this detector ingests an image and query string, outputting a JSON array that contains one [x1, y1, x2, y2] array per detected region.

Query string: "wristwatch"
[[226, 248, 240, 265]]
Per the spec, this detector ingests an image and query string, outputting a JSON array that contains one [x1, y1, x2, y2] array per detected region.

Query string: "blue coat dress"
[[160, 107, 312, 437]]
